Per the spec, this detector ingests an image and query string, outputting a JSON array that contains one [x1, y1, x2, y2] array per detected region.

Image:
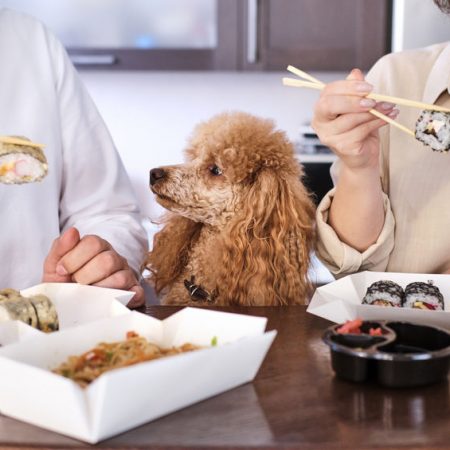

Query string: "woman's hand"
[[311, 68, 398, 172], [312, 69, 397, 252]]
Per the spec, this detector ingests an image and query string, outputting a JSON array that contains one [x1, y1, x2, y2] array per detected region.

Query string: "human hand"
[[311, 68, 399, 172], [42, 227, 144, 308]]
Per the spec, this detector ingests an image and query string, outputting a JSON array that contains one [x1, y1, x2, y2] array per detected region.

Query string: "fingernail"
[[388, 108, 400, 118], [356, 82, 373, 92], [56, 264, 68, 275], [360, 98, 376, 108], [380, 102, 396, 110]]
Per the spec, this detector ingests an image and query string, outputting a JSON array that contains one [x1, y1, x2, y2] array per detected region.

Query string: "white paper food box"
[[0, 283, 133, 346], [0, 307, 276, 443], [308, 271, 450, 330]]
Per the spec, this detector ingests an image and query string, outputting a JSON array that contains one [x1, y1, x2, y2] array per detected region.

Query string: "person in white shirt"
[[0, 8, 148, 306], [312, 0, 450, 278]]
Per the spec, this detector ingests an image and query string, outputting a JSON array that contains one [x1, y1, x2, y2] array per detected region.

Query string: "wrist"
[[338, 163, 381, 188]]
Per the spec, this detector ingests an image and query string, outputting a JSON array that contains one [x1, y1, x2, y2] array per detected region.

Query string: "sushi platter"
[[308, 271, 450, 330]]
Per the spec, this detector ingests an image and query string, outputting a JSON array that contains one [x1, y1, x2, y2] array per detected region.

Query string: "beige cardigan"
[[316, 42, 450, 276]]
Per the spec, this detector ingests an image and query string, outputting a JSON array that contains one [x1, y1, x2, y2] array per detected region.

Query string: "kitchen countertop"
[[0, 305, 449, 450]]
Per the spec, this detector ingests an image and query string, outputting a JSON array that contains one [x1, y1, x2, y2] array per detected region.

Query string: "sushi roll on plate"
[[0, 289, 59, 332], [0, 136, 47, 184], [362, 280, 404, 307], [404, 281, 444, 311], [415, 110, 450, 152]]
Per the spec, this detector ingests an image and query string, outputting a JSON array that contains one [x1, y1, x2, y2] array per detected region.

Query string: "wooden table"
[[1, 306, 449, 450]]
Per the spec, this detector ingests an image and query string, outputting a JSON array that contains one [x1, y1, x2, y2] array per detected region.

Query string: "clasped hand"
[[42, 227, 144, 308]]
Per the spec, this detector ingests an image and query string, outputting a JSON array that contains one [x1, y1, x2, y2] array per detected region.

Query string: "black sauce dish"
[[323, 320, 450, 388]]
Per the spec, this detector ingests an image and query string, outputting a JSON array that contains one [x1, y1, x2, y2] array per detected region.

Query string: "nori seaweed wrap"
[[362, 280, 404, 307], [415, 110, 450, 152], [404, 281, 444, 311]]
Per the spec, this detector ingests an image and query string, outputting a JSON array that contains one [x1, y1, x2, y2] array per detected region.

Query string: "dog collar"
[[184, 276, 217, 303]]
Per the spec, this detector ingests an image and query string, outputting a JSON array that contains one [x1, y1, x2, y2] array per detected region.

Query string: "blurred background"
[[1, 0, 449, 283]]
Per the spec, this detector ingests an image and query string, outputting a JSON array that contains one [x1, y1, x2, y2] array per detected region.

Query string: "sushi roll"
[[415, 110, 450, 152], [362, 280, 404, 307], [0, 289, 58, 331], [404, 281, 444, 311], [0, 289, 38, 328], [0, 136, 48, 184], [29, 294, 59, 332]]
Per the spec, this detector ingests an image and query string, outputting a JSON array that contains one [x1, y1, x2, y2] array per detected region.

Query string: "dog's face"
[[149, 112, 300, 226], [149, 156, 247, 226]]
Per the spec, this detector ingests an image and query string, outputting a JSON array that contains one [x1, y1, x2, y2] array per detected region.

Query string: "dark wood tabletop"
[[1, 305, 449, 450]]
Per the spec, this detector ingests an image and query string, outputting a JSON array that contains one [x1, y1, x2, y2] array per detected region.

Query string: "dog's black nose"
[[150, 168, 166, 185]]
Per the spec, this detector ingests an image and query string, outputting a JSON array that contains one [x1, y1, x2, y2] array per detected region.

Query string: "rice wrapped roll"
[[0, 289, 58, 331], [29, 294, 59, 332], [404, 281, 444, 311], [0, 136, 47, 184], [415, 110, 450, 152], [0, 289, 38, 328], [362, 280, 404, 307]]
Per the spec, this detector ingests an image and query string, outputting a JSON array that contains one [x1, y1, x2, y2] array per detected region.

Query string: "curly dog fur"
[[145, 112, 316, 306]]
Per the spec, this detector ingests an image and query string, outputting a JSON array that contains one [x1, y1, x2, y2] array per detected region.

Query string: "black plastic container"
[[323, 321, 450, 387]]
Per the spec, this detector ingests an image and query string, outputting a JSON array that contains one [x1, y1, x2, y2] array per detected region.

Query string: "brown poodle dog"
[[145, 112, 316, 306]]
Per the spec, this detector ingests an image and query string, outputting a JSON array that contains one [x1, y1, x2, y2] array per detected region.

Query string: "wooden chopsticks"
[[283, 66, 418, 138], [283, 74, 450, 114], [0, 136, 45, 149]]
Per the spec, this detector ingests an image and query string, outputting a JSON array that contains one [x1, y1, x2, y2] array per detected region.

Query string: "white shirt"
[[0, 8, 148, 288], [316, 42, 450, 276]]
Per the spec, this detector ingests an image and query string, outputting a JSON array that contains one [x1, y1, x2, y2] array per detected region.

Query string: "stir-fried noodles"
[[53, 331, 201, 387]]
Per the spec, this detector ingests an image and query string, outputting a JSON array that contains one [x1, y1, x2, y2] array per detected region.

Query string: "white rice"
[[0, 153, 47, 184], [415, 110, 450, 152]]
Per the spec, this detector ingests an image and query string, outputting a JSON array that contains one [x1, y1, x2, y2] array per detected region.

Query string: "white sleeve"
[[48, 31, 148, 273]]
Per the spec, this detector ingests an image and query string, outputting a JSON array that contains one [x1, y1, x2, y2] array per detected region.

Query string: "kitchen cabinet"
[[242, 0, 392, 71], [0, 0, 392, 70]]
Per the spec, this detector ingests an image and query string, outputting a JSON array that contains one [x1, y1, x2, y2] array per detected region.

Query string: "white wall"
[[80, 70, 343, 221]]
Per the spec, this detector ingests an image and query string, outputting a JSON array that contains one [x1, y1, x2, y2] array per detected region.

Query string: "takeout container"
[[308, 271, 450, 330], [0, 283, 133, 346], [0, 307, 276, 443], [323, 320, 450, 387]]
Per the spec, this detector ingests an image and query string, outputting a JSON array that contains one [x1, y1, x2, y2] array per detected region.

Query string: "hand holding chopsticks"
[[283, 66, 417, 138]]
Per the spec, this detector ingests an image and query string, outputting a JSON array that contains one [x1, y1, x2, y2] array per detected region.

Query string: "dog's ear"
[[144, 213, 202, 295], [221, 169, 316, 305]]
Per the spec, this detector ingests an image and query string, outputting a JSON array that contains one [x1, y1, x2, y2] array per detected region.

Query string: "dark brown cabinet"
[[3, 0, 392, 70], [229, 0, 392, 71], [248, 0, 392, 71]]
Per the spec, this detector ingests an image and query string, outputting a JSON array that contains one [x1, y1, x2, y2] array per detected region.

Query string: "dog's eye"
[[208, 164, 223, 176]]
